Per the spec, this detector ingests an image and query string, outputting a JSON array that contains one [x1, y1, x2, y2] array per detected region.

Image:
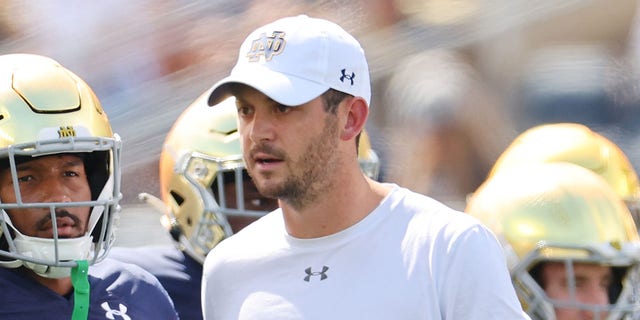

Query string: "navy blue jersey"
[[110, 245, 202, 320], [0, 258, 179, 319]]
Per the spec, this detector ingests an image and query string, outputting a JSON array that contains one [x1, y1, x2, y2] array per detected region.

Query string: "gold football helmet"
[[144, 91, 382, 263], [488, 123, 640, 227], [0, 54, 122, 278], [467, 162, 640, 320]]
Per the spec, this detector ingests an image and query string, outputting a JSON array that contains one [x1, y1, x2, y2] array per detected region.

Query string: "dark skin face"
[[0, 154, 94, 296], [0, 154, 92, 238]]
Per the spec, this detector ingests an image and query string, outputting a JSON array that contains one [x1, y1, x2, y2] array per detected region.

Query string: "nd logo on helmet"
[[58, 126, 76, 138]]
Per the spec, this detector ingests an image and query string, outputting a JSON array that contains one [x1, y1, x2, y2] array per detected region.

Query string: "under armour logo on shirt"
[[101, 302, 131, 320], [340, 69, 355, 85], [304, 266, 329, 282]]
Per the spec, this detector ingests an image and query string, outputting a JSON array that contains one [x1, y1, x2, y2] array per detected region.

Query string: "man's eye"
[[65, 171, 79, 177], [17, 175, 33, 183], [276, 105, 290, 113]]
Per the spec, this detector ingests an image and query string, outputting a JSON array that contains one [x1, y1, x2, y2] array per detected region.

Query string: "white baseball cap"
[[207, 15, 371, 107]]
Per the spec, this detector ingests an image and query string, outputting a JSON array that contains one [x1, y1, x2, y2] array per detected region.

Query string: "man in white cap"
[[201, 15, 528, 319]]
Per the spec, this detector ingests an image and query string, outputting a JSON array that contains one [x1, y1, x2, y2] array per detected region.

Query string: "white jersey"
[[202, 184, 529, 319]]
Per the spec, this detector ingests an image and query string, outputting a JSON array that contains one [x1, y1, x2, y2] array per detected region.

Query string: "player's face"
[[0, 154, 92, 238], [222, 174, 278, 232], [235, 86, 341, 206], [542, 262, 611, 320]]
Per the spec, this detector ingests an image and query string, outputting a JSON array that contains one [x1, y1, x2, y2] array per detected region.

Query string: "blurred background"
[[2, 0, 640, 244]]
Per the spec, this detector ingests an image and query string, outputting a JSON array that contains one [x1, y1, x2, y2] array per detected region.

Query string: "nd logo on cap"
[[247, 31, 286, 62]]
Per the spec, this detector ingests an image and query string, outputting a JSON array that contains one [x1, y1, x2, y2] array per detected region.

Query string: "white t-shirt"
[[202, 184, 529, 319]]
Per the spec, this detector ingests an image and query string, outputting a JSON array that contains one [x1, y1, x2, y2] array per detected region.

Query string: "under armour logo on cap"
[[340, 69, 355, 86]]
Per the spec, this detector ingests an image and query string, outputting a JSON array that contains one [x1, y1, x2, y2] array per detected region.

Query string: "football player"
[[0, 54, 178, 319], [467, 162, 640, 320]]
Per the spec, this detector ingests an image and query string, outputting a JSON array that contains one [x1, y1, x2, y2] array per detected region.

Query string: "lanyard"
[[71, 260, 90, 320]]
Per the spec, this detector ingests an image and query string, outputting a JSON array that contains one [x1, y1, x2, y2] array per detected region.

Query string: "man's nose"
[[42, 178, 73, 203], [578, 285, 609, 320], [580, 286, 609, 305], [248, 111, 276, 143]]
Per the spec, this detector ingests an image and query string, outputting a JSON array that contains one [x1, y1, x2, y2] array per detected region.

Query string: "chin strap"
[[71, 260, 90, 320]]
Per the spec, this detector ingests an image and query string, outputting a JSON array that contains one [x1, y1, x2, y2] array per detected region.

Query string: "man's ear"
[[341, 97, 368, 141]]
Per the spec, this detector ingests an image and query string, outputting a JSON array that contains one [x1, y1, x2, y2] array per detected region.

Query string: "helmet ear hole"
[[170, 190, 185, 206]]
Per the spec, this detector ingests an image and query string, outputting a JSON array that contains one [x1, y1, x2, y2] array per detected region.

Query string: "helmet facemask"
[[513, 242, 640, 320], [164, 151, 278, 264], [0, 134, 122, 278]]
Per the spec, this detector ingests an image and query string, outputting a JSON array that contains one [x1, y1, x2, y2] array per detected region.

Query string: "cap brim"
[[207, 64, 329, 107]]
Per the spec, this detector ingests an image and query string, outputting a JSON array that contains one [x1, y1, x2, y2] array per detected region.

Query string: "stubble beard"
[[249, 115, 341, 210]]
